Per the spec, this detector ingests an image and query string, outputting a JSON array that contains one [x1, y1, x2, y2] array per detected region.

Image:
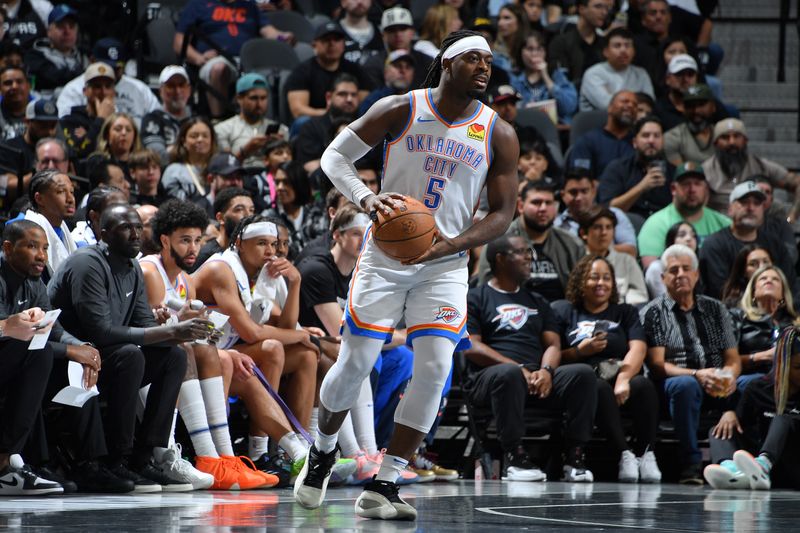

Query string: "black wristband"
[[308, 335, 321, 350], [542, 364, 555, 378]]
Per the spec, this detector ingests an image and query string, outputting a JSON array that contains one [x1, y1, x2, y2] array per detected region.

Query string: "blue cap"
[[236, 73, 268, 95], [48, 4, 77, 25], [92, 38, 127, 66], [25, 99, 59, 121]]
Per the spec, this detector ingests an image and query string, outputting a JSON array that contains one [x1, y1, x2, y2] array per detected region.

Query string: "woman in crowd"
[[86, 112, 141, 182], [162, 117, 218, 203], [510, 31, 578, 124], [414, 5, 462, 59], [721, 244, 773, 308], [579, 206, 648, 305], [645, 221, 698, 298], [265, 160, 325, 249], [554, 255, 661, 483], [731, 265, 798, 390], [705, 326, 800, 490], [492, 3, 529, 75]]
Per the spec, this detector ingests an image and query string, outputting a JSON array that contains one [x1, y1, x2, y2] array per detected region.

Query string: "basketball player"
[[140, 199, 277, 490], [192, 215, 357, 483], [294, 30, 520, 520]]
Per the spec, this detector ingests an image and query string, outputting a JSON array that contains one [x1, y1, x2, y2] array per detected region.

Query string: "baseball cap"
[[488, 85, 521, 105], [236, 72, 268, 95], [668, 54, 698, 74], [729, 181, 766, 204], [386, 49, 415, 66], [84, 62, 115, 83], [380, 7, 414, 31], [25, 99, 59, 121], [683, 84, 713, 103], [207, 152, 245, 176], [674, 161, 705, 181], [92, 38, 128, 67], [713, 118, 747, 142], [159, 65, 189, 85], [314, 21, 346, 40], [48, 4, 77, 25]]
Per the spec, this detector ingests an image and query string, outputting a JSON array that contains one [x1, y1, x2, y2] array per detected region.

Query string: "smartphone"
[[593, 320, 610, 336], [265, 123, 280, 135]]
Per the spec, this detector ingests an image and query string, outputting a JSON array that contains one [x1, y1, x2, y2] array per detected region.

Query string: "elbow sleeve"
[[320, 127, 374, 206]]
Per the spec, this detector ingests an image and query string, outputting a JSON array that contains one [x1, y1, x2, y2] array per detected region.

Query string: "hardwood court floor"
[[0, 480, 795, 531]]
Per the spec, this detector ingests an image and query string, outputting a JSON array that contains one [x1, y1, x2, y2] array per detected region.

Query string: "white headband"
[[441, 35, 492, 65], [338, 213, 371, 232], [241, 221, 277, 240]]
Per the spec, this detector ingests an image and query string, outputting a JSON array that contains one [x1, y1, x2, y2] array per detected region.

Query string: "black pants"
[[0, 340, 53, 455], [97, 344, 186, 460], [24, 358, 109, 465], [595, 374, 660, 455], [709, 414, 800, 489], [466, 362, 597, 452]]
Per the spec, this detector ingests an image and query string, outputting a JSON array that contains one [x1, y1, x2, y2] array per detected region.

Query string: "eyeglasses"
[[39, 157, 65, 166]]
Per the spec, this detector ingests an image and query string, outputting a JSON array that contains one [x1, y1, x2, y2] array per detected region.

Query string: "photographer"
[[597, 115, 675, 223]]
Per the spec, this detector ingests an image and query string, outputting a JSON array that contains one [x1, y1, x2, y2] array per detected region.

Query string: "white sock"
[[249, 435, 269, 460], [376, 454, 408, 483], [278, 432, 309, 462], [308, 407, 319, 440], [200, 376, 234, 456], [337, 415, 360, 457], [178, 379, 218, 458], [351, 380, 378, 456], [314, 428, 338, 454], [168, 409, 178, 448]]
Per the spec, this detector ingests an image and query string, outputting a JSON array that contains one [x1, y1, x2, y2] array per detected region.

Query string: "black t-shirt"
[[551, 300, 646, 367], [529, 243, 564, 301], [297, 250, 351, 333], [284, 58, 374, 111], [466, 283, 558, 371], [190, 239, 224, 273], [3, 135, 35, 176]]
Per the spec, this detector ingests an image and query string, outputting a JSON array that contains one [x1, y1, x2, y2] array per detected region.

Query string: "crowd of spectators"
[[1, 0, 799, 496]]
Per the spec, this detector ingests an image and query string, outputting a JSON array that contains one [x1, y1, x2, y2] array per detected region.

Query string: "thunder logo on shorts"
[[434, 306, 461, 323]]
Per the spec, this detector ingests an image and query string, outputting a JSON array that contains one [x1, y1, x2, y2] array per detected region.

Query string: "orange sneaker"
[[223, 456, 279, 489], [195, 456, 247, 490]]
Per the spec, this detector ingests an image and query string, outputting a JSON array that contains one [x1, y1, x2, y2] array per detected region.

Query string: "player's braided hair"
[[422, 29, 485, 89], [229, 214, 268, 250]]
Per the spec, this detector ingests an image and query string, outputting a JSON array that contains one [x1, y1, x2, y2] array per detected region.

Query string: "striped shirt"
[[640, 294, 736, 370]]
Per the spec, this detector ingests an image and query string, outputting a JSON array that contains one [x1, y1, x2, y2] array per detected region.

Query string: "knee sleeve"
[[319, 330, 385, 413], [394, 336, 456, 433]]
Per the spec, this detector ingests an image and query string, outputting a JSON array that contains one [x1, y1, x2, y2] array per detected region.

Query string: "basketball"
[[372, 197, 436, 261]]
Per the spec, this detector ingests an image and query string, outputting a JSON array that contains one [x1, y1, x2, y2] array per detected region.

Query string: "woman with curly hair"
[[162, 117, 218, 203], [553, 254, 661, 483]]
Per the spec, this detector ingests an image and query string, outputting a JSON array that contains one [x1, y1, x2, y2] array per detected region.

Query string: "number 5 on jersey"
[[424, 176, 446, 210]]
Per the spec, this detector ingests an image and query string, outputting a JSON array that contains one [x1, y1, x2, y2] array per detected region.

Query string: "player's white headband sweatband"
[[241, 221, 277, 240], [441, 36, 493, 65], [338, 213, 371, 232]]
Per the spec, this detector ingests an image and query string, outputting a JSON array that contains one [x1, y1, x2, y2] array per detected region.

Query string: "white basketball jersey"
[[139, 255, 188, 324], [381, 89, 497, 239]]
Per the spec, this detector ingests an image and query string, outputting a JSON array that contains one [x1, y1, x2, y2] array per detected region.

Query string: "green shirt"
[[638, 203, 731, 258]]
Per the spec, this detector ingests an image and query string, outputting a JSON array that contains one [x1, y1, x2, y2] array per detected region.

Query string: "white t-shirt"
[[56, 73, 160, 125]]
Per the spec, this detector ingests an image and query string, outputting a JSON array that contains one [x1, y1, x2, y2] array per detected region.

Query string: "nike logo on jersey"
[[416, 117, 436, 123], [126, 291, 134, 297], [17, 299, 26, 306]]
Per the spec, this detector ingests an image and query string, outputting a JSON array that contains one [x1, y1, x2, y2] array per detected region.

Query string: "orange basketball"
[[372, 197, 436, 261]]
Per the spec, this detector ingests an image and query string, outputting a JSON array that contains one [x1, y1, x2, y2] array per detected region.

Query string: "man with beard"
[[566, 90, 637, 179], [654, 55, 730, 132], [294, 74, 360, 174], [48, 204, 214, 491], [58, 62, 116, 161], [141, 66, 195, 166], [359, 50, 414, 115], [598, 115, 675, 222], [638, 162, 731, 268], [664, 84, 718, 166], [190, 187, 254, 272], [478, 181, 585, 301], [703, 119, 798, 213], [699, 181, 798, 299], [215, 73, 288, 170], [286, 22, 372, 121], [340, 0, 384, 67], [362, 7, 432, 90]]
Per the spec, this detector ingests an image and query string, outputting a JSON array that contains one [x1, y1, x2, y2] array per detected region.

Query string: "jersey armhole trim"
[[485, 111, 499, 167], [385, 91, 416, 145]]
